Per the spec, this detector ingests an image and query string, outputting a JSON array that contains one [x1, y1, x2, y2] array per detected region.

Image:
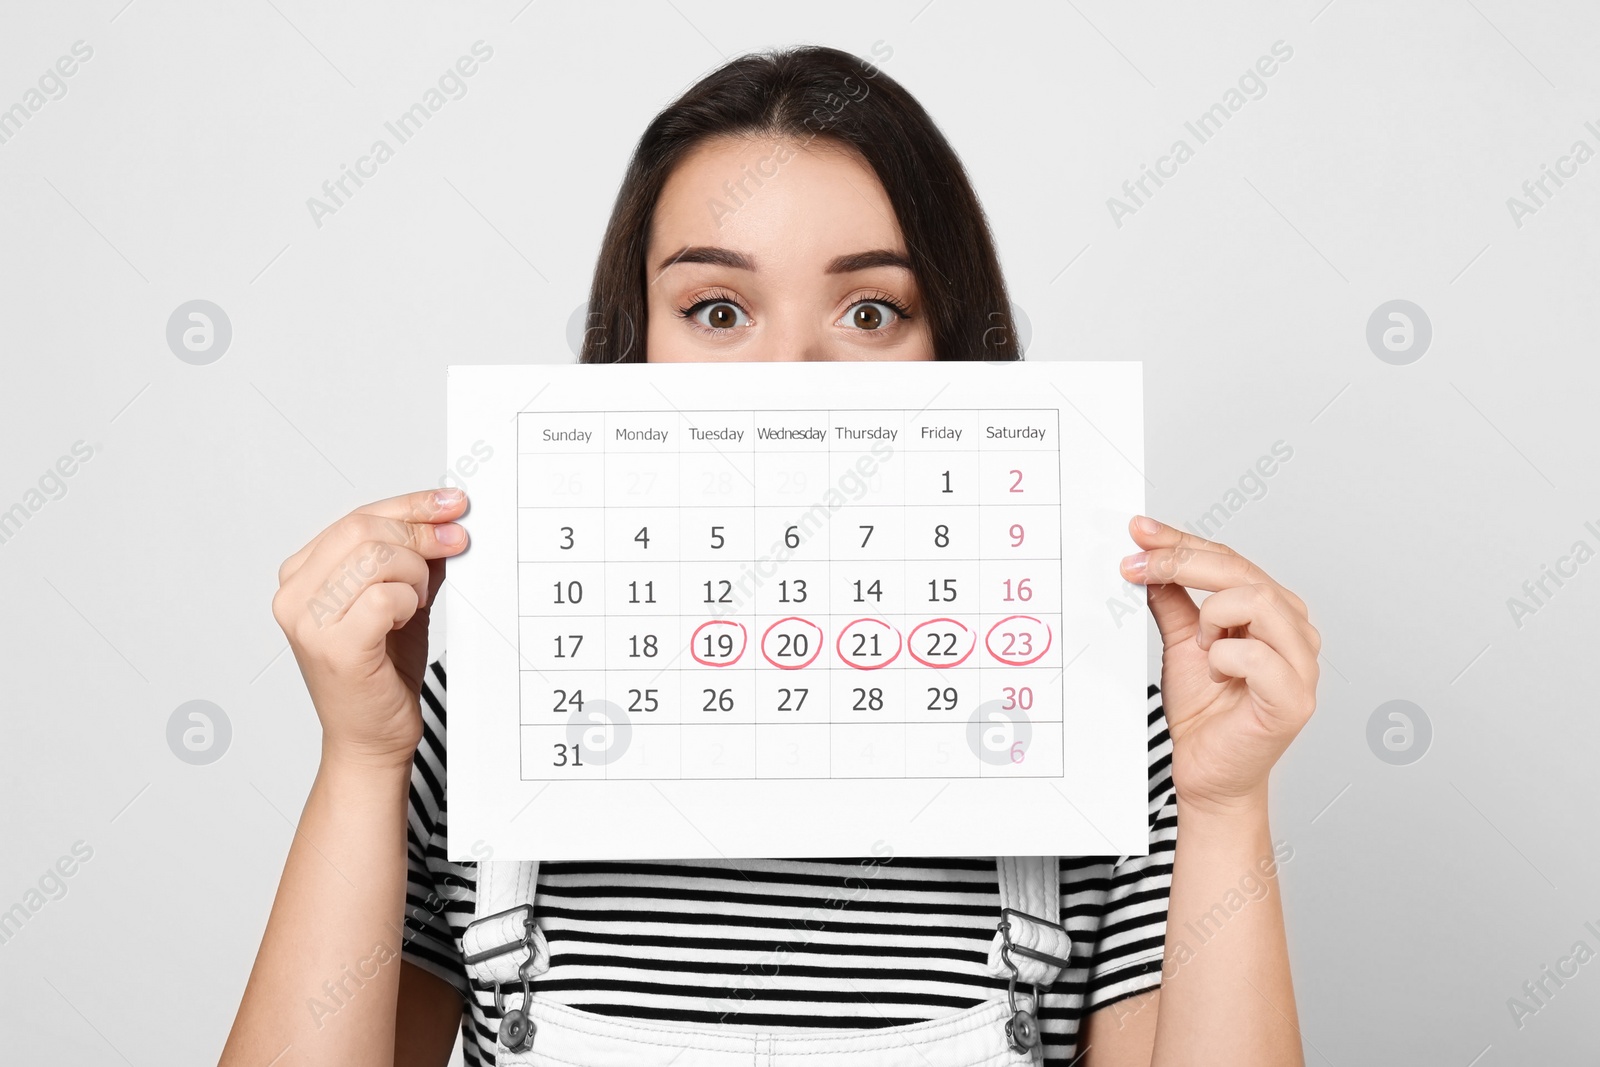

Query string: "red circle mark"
[[834, 618, 903, 671], [690, 619, 747, 667], [907, 617, 975, 669], [760, 617, 824, 670], [984, 615, 1053, 666]]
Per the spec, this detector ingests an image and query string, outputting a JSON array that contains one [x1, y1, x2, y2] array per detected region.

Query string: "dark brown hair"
[[580, 44, 1022, 363]]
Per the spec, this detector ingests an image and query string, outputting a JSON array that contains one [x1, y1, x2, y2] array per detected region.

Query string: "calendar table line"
[[518, 449, 1058, 455]]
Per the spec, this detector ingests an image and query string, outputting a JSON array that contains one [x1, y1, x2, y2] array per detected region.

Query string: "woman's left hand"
[[1121, 515, 1321, 815]]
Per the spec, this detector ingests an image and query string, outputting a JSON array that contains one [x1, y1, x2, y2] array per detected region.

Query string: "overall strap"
[[462, 860, 552, 987], [988, 856, 1072, 987]]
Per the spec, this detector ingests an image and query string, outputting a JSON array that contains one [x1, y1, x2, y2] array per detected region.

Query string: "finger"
[[291, 511, 467, 602], [1145, 579, 1201, 642], [1127, 515, 1307, 616], [1126, 545, 1266, 596], [281, 487, 467, 582], [1127, 514, 1236, 560], [1122, 516, 1202, 638], [1205, 637, 1315, 730], [1196, 584, 1318, 681], [342, 581, 422, 643], [296, 542, 431, 632], [279, 488, 468, 585]]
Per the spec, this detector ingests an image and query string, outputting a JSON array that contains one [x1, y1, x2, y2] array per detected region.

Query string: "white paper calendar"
[[445, 361, 1148, 861]]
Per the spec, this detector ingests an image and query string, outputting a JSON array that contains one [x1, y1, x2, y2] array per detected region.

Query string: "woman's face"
[[645, 134, 934, 362]]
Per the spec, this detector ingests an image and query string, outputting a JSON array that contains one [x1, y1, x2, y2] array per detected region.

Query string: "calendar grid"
[[518, 407, 1064, 782]]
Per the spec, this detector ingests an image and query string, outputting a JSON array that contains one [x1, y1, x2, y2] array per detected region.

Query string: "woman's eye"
[[840, 301, 901, 331], [690, 300, 750, 330]]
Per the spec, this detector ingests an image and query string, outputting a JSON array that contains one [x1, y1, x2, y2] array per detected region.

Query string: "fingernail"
[[436, 523, 465, 546], [1121, 552, 1147, 577], [1136, 515, 1162, 534], [434, 488, 464, 509]]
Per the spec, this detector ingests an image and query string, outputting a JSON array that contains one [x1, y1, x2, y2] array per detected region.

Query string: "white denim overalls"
[[462, 857, 1074, 1066]]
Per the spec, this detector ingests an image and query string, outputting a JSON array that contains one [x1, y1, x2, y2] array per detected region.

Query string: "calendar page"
[[445, 361, 1148, 861]]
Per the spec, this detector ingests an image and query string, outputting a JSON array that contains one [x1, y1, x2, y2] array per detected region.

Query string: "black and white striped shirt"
[[402, 657, 1177, 1064]]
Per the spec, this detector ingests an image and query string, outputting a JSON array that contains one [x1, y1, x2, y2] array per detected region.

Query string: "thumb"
[[1144, 575, 1200, 640], [1124, 516, 1202, 641]]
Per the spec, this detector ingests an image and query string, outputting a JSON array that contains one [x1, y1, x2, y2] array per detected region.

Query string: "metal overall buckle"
[[465, 904, 539, 1053], [996, 907, 1072, 1060]]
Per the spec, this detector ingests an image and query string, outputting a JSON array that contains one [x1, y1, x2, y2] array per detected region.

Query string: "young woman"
[[223, 46, 1318, 1066]]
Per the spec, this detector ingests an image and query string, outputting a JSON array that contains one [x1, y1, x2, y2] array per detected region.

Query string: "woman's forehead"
[[649, 134, 905, 272]]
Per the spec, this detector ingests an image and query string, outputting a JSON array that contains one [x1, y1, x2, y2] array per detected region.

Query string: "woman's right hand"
[[271, 487, 470, 766]]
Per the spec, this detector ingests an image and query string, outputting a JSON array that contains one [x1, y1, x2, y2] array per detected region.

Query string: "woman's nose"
[[753, 313, 829, 362]]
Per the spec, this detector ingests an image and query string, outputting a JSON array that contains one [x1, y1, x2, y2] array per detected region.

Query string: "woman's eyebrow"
[[656, 245, 755, 272], [652, 246, 913, 274], [825, 248, 912, 274]]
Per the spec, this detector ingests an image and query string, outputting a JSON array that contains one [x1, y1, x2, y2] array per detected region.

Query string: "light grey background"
[[2, 0, 1596, 1063]]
